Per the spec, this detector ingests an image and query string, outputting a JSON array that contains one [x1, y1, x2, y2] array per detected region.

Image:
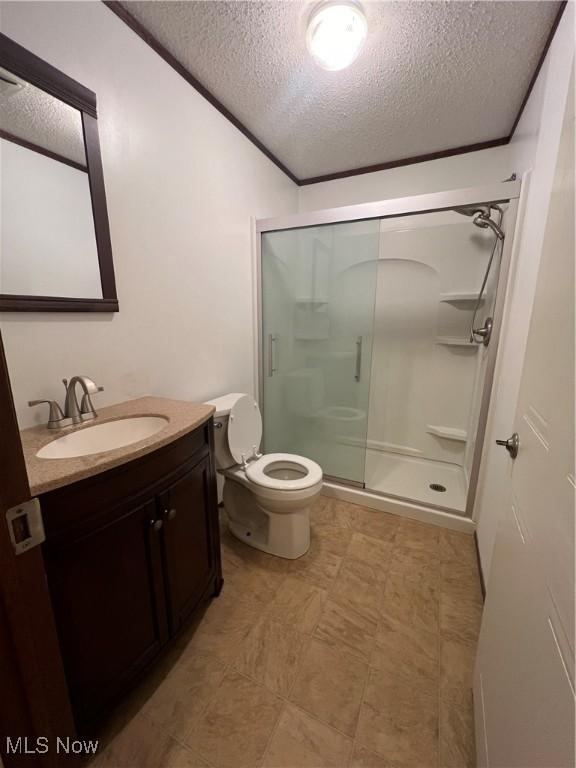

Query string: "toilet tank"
[[205, 393, 246, 470]]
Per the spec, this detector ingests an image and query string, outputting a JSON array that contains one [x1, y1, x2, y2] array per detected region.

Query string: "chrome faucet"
[[28, 375, 104, 429], [63, 376, 104, 424]]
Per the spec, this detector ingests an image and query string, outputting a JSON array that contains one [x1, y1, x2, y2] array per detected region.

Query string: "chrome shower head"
[[473, 212, 504, 240], [454, 204, 504, 240]]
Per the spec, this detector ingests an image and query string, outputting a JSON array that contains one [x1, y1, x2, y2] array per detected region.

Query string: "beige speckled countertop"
[[21, 396, 215, 496]]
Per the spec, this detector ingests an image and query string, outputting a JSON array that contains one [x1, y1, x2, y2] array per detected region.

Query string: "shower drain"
[[429, 483, 447, 493]]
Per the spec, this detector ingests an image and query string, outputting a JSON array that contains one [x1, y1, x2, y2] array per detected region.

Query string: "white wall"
[[0, 1, 298, 428], [474, 6, 575, 576], [0, 139, 101, 298], [298, 144, 513, 211]]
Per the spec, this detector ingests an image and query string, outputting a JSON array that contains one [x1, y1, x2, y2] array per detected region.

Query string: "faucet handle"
[[28, 399, 66, 430], [80, 386, 104, 420]]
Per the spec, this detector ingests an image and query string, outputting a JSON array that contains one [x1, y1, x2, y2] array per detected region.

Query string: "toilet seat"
[[224, 395, 322, 492], [246, 453, 323, 491]]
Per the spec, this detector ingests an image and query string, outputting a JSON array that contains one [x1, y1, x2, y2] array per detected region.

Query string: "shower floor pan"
[[364, 450, 467, 513]]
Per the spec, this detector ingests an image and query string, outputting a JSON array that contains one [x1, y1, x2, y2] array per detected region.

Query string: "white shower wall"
[[367, 212, 495, 470]]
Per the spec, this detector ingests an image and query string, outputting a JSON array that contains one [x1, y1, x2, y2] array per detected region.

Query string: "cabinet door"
[[43, 499, 168, 727], [160, 456, 216, 634]]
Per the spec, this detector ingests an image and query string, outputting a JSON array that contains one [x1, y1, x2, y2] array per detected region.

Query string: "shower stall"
[[256, 181, 520, 521]]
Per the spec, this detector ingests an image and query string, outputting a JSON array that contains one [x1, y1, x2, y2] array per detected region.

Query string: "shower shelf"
[[435, 337, 478, 349], [440, 292, 485, 303], [426, 425, 468, 442]]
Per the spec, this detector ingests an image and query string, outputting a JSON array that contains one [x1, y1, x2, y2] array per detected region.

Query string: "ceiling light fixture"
[[306, 1, 367, 72]]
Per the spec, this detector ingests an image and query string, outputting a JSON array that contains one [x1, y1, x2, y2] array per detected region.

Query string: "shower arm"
[[469, 207, 504, 345]]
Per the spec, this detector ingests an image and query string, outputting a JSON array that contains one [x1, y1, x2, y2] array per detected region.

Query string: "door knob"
[[150, 519, 163, 532], [496, 432, 519, 459], [164, 508, 177, 521]]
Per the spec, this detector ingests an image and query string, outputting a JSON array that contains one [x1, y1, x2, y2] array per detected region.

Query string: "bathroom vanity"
[[20, 397, 222, 732]]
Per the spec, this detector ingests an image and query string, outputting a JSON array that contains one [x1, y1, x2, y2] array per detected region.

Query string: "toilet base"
[[223, 478, 314, 559]]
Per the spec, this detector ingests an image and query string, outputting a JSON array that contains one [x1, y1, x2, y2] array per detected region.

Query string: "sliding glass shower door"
[[261, 221, 379, 484], [258, 183, 518, 516]]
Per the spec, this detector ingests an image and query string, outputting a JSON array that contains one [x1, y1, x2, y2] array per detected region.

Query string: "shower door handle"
[[354, 336, 362, 382], [267, 334, 279, 377]]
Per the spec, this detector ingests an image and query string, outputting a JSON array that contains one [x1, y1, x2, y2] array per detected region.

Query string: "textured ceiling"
[[122, 0, 560, 180], [0, 69, 86, 165]]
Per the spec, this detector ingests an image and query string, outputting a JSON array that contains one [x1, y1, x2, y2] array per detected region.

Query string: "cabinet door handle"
[[164, 508, 177, 521], [150, 519, 163, 532]]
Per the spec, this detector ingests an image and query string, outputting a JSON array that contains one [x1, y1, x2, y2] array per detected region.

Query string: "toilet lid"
[[227, 394, 262, 464]]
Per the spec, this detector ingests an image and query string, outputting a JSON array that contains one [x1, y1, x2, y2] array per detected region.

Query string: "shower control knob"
[[150, 519, 163, 532], [496, 432, 519, 459], [472, 317, 493, 346]]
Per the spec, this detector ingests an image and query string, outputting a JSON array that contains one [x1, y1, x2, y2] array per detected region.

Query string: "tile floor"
[[92, 496, 483, 768]]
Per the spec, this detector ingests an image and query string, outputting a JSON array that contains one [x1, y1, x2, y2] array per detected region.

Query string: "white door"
[[474, 73, 575, 767]]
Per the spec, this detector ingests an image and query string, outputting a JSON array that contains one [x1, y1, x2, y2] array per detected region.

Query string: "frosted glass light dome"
[[306, 1, 367, 71]]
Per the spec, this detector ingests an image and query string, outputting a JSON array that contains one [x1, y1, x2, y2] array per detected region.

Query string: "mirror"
[[0, 33, 118, 312], [0, 73, 102, 299]]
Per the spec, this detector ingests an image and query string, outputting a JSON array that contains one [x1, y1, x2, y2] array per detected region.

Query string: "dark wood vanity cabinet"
[[160, 457, 215, 635], [39, 420, 222, 731]]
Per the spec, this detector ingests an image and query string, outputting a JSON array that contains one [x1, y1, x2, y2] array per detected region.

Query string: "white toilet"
[[206, 393, 323, 559]]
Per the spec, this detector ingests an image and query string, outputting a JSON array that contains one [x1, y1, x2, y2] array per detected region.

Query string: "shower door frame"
[[255, 180, 521, 518]]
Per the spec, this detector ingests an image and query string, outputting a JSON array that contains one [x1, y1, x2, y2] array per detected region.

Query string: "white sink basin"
[[36, 416, 169, 459]]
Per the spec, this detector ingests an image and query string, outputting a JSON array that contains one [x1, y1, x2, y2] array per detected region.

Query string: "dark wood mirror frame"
[[0, 33, 118, 313]]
